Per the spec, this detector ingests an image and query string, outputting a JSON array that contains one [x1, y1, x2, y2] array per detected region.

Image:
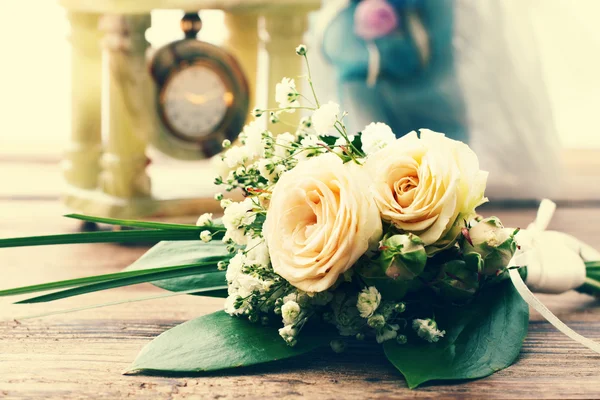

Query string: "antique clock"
[[149, 12, 249, 160]]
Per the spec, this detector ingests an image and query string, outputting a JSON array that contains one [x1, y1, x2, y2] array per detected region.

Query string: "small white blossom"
[[196, 213, 213, 227], [222, 198, 256, 245], [376, 324, 399, 344], [256, 158, 285, 183], [199, 230, 212, 243], [281, 301, 301, 325], [295, 44, 307, 56], [275, 77, 299, 110], [278, 325, 297, 345], [245, 236, 270, 268], [312, 101, 340, 134], [413, 318, 446, 343], [356, 286, 381, 318], [226, 252, 246, 286], [295, 135, 325, 161], [220, 198, 233, 209], [361, 122, 396, 155], [223, 145, 249, 169], [241, 119, 267, 159], [224, 295, 240, 315], [333, 135, 355, 155], [212, 155, 231, 180], [274, 132, 296, 158]]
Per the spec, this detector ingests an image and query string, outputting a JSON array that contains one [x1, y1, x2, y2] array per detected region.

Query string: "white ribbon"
[[508, 199, 600, 354]]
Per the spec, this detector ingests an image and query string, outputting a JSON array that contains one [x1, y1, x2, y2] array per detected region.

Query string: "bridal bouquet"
[[2, 45, 600, 389]]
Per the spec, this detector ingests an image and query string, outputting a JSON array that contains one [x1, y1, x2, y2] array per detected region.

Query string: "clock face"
[[161, 64, 232, 140]]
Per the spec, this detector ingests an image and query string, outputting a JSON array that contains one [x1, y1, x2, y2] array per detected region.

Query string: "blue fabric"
[[322, 0, 468, 142]]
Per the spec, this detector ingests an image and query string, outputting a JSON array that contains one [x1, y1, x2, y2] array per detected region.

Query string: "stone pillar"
[[63, 12, 103, 190], [98, 14, 152, 199], [259, 12, 309, 134], [223, 12, 259, 112]]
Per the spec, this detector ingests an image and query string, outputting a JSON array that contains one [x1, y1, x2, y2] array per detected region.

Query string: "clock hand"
[[184, 90, 231, 105], [184, 92, 207, 105]]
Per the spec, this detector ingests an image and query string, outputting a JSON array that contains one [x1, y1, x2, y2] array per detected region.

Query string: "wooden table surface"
[[2, 198, 600, 399]]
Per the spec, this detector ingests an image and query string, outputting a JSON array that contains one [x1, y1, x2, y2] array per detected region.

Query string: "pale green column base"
[[62, 187, 224, 219]]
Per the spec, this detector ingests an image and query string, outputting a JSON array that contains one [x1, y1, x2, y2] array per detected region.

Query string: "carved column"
[[223, 12, 259, 113], [98, 14, 152, 199], [63, 12, 103, 190], [259, 12, 309, 133]]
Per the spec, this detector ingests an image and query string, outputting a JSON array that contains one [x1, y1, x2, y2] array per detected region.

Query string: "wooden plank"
[[2, 200, 600, 398]]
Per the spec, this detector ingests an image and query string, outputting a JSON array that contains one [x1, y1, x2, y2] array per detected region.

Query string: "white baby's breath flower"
[[281, 300, 301, 325], [413, 318, 446, 343], [295, 44, 307, 56], [295, 135, 324, 161], [245, 236, 270, 268], [256, 158, 285, 183], [222, 198, 256, 245], [274, 132, 297, 158], [275, 77, 299, 111], [333, 135, 355, 155], [312, 101, 340, 134], [199, 230, 212, 243], [376, 324, 399, 344], [356, 286, 381, 318], [220, 198, 233, 209], [224, 295, 240, 315], [212, 155, 231, 180], [196, 213, 213, 227], [361, 122, 396, 155], [278, 325, 297, 345], [241, 119, 267, 159], [226, 252, 246, 285], [223, 145, 249, 169]]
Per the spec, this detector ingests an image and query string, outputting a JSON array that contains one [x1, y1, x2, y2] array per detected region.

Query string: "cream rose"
[[264, 153, 382, 292], [366, 129, 488, 253]]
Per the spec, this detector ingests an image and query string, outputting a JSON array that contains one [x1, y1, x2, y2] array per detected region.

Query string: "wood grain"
[[2, 200, 600, 399]]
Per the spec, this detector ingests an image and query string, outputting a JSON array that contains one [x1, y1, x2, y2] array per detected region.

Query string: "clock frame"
[[150, 38, 249, 160]]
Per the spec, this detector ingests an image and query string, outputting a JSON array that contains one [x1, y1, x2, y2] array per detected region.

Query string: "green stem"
[[303, 55, 320, 108]]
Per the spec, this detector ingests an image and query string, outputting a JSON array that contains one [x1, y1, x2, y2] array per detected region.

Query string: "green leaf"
[[0, 229, 203, 248], [65, 214, 224, 232], [124, 241, 231, 297], [127, 311, 333, 374], [0, 260, 216, 298], [383, 280, 529, 388], [18, 265, 226, 304]]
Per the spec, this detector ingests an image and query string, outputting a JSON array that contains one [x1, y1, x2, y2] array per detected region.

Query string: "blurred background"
[[0, 0, 599, 223]]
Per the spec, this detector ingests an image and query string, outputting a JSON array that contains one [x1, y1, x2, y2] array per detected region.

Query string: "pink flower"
[[354, 0, 399, 41]]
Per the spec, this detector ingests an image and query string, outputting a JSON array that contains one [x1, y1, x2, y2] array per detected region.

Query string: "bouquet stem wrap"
[[509, 199, 600, 354]]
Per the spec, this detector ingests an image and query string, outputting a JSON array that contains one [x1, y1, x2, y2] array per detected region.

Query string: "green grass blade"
[[585, 260, 600, 270], [64, 214, 223, 232], [11, 286, 227, 321], [17, 268, 226, 304], [0, 229, 202, 248], [0, 260, 223, 298]]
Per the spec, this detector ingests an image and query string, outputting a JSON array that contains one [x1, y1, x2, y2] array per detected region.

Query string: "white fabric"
[[508, 198, 600, 354], [515, 199, 587, 294]]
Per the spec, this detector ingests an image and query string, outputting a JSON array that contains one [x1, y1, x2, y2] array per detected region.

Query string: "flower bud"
[[295, 44, 307, 56], [463, 217, 517, 275], [330, 339, 346, 353], [367, 314, 386, 329], [396, 334, 408, 345], [378, 234, 427, 280], [413, 318, 445, 343]]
